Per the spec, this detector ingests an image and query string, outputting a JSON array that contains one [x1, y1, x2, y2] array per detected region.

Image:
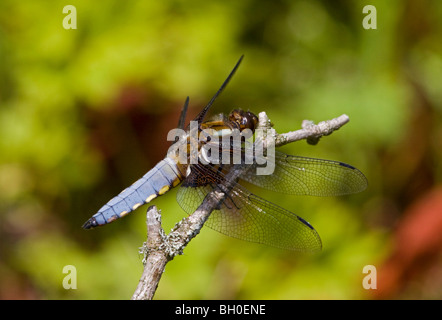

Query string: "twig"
[[131, 112, 350, 300], [131, 206, 169, 300], [275, 114, 349, 146]]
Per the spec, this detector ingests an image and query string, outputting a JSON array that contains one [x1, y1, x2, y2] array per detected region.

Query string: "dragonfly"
[[83, 56, 367, 252]]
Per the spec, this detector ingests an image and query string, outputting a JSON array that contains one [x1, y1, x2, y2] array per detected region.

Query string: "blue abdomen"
[[83, 158, 183, 229]]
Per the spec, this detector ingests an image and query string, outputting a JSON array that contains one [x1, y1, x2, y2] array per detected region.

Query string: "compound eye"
[[241, 111, 258, 131]]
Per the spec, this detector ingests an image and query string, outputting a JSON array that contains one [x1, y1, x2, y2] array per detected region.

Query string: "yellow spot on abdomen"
[[159, 185, 170, 195], [145, 194, 157, 203], [172, 178, 181, 187], [119, 211, 129, 217]]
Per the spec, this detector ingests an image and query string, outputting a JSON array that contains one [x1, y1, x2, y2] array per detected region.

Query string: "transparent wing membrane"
[[241, 151, 368, 196], [177, 164, 322, 252]]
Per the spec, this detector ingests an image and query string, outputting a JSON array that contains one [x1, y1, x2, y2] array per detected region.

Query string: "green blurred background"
[[1, 0, 441, 299]]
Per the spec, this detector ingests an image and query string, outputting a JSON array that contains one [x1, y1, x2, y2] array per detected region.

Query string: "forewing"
[[242, 151, 368, 196]]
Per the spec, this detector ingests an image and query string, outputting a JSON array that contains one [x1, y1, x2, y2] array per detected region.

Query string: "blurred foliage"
[[0, 0, 441, 299]]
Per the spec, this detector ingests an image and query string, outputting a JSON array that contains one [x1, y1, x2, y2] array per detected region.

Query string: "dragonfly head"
[[229, 110, 259, 133]]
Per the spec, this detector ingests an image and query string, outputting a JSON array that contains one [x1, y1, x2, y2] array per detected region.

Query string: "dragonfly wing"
[[177, 165, 322, 252], [241, 151, 368, 196]]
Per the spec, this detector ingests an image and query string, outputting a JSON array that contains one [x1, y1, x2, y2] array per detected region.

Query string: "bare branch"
[[132, 206, 169, 300], [132, 111, 351, 300], [275, 113, 350, 146]]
